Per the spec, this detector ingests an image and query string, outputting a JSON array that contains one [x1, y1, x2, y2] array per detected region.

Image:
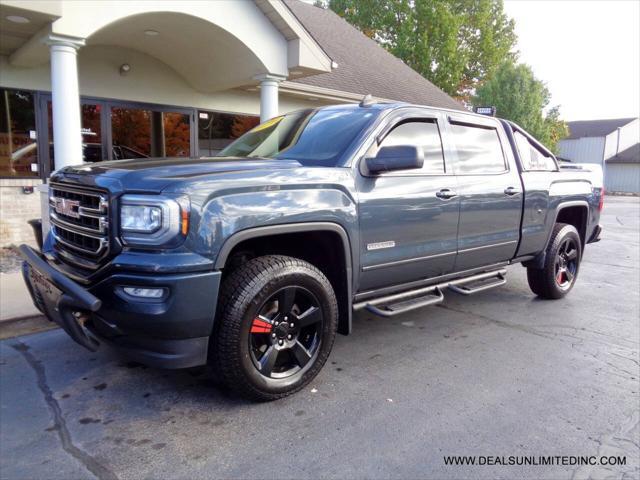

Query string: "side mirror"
[[365, 145, 424, 174]]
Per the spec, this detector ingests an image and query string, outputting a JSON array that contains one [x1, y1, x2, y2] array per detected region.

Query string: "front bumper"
[[20, 244, 221, 369]]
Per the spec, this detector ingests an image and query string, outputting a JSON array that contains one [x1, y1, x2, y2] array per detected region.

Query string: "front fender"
[[191, 187, 359, 270]]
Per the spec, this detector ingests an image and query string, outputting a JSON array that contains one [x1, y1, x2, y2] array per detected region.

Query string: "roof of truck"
[[318, 100, 499, 122]]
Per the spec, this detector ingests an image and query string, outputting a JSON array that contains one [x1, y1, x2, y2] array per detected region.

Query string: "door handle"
[[504, 186, 520, 196], [436, 188, 457, 200]]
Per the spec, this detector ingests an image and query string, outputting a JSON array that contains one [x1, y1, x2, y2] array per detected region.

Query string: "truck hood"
[[51, 156, 304, 193]]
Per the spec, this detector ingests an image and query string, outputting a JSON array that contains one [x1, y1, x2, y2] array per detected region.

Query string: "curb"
[[0, 315, 59, 340]]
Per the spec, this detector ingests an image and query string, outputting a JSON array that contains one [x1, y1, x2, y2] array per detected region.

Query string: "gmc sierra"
[[21, 101, 603, 400]]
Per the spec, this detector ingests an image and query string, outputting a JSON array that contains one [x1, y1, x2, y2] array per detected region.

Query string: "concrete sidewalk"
[[0, 271, 40, 321]]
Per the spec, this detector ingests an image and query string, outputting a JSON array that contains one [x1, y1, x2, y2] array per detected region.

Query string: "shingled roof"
[[566, 118, 636, 139], [284, 0, 464, 111]]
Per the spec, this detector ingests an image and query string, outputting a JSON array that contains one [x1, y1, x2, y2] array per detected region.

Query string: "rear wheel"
[[527, 223, 582, 299], [212, 255, 338, 401]]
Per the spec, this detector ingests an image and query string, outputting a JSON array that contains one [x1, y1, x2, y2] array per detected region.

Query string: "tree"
[[321, 0, 517, 101], [473, 62, 568, 152], [231, 115, 259, 139]]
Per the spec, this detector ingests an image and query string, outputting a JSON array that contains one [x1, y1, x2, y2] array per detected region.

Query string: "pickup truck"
[[21, 101, 603, 400]]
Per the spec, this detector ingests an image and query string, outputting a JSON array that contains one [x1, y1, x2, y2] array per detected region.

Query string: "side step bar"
[[362, 287, 444, 318], [354, 269, 507, 318], [448, 271, 506, 295]]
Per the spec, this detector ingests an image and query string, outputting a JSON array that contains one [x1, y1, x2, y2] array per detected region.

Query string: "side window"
[[514, 131, 557, 171], [378, 120, 445, 174], [449, 122, 506, 174]]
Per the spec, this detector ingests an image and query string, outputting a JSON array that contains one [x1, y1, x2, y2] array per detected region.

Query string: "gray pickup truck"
[[21, 101, 603, 400]]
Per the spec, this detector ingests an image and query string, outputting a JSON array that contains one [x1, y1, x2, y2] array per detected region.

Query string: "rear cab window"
[[448, 119, 507, 174], [514, 131, 558, 171]]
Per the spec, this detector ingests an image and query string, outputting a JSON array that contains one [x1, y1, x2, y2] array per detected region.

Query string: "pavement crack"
[[435, 304, 556, 340], [572, 410, 640, 480], [437, 305, 639, 380], [610, 352, 640, 369], [11, 341, 118, 480], [581, 259, 638, 270]]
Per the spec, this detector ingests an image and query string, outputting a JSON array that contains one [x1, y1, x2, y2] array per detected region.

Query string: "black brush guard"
[[19, 244, 102, 351]]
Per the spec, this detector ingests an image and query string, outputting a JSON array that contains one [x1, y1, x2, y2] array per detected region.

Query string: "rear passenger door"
[[445, 114, 523, 271]]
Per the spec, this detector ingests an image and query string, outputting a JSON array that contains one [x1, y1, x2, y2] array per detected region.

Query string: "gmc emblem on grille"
[[53, 198, 80, 218]]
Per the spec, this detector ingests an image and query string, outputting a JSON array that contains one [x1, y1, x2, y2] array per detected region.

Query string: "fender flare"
[[524, 200, 589, 270], [215, 222, 354, 334]]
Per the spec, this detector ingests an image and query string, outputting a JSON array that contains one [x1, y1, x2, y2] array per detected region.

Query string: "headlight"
[[121, 205, 162, 233], [119, 195, 189, 247]]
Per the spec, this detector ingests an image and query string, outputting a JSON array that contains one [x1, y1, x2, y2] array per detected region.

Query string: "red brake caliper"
[[250, 318, 272, 334]]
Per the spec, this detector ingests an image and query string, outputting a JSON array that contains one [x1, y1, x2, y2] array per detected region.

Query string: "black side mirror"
[[365, 145, 424, 174]]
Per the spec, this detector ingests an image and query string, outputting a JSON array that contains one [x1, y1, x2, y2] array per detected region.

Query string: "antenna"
[[359, 94, 374, 107]]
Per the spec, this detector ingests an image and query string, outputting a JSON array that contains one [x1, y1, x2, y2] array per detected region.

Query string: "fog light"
[[123, 287, 165, 298]]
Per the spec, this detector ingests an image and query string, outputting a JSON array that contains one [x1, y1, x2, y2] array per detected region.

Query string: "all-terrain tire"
[[212, 255, 338, 401], [527, 223, 582, 299]]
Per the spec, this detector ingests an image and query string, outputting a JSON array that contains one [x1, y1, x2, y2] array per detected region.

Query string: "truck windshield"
[[218, 108, 377, 166]]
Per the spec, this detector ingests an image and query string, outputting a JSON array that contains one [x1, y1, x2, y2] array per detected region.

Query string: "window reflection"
[[219, 108, 376, 167], [379, 121, 445, 174], [0, 89, 38, 177], [81, 104, 102, 162], [198, 111, 259, 156], [450, 123, 506, 174], [111, 108, 190, 159], [514, 131, 556, 171], [48, 102, 107, 166]]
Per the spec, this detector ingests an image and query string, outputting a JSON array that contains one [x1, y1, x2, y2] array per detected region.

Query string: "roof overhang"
[[0, 0, 333, 92], [255, 0, 333, 76]]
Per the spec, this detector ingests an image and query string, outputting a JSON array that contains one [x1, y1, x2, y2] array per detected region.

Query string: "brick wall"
[[0, 179, 43, 247]]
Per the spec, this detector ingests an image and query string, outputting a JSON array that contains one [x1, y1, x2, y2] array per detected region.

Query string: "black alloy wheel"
[[527, 223, 582, 299], [249, 286, 323, 379], [554, 236, 579, 290], [213, 255, 338, 401]]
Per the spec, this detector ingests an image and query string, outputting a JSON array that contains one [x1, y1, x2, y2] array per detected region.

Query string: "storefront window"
[[81, 104, 102, 162], [0, 89, 38, 177], [48, 101, 106, 166], [198, 111, 259, 156], [111, 107, 190, 159]]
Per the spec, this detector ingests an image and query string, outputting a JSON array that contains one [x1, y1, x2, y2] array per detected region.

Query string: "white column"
[[255, 74, 285, 123], [46, 35, 85, 170]]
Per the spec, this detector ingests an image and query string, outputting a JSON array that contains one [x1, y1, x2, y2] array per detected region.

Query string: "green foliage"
[[473, 62, 568, 152], [323, 0, 517, 101]]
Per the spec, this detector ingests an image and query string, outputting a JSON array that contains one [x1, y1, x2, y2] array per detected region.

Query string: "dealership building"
[[0, 0, 461, 247]]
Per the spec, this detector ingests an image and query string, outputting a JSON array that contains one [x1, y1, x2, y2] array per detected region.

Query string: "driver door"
[[356, 111, 460, 292]]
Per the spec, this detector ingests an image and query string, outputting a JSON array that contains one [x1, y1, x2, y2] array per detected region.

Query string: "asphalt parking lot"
[[1, 197, 638, 480]]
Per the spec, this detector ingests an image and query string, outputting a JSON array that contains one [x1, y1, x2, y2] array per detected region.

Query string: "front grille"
[[49, 184, 110, 270]]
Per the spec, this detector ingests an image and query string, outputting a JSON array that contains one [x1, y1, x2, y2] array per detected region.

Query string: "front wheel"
[[527, 223, 582, 299], [212, 255, 338, 401]]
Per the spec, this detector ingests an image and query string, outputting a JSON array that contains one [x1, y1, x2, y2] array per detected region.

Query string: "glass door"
[[40, 96, 196, 175], [110, 107, 191, 159], [0, 89, 39, 177], [40, 95, 109, 177]]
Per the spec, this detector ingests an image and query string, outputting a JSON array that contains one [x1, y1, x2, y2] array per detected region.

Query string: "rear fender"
[[524, 200, 589, 269]]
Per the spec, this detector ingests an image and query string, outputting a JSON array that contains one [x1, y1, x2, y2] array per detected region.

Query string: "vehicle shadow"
[[9, 277, 535, 427]]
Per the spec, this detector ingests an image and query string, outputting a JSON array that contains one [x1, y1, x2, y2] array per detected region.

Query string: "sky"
[[503, 0, 640, 121]]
